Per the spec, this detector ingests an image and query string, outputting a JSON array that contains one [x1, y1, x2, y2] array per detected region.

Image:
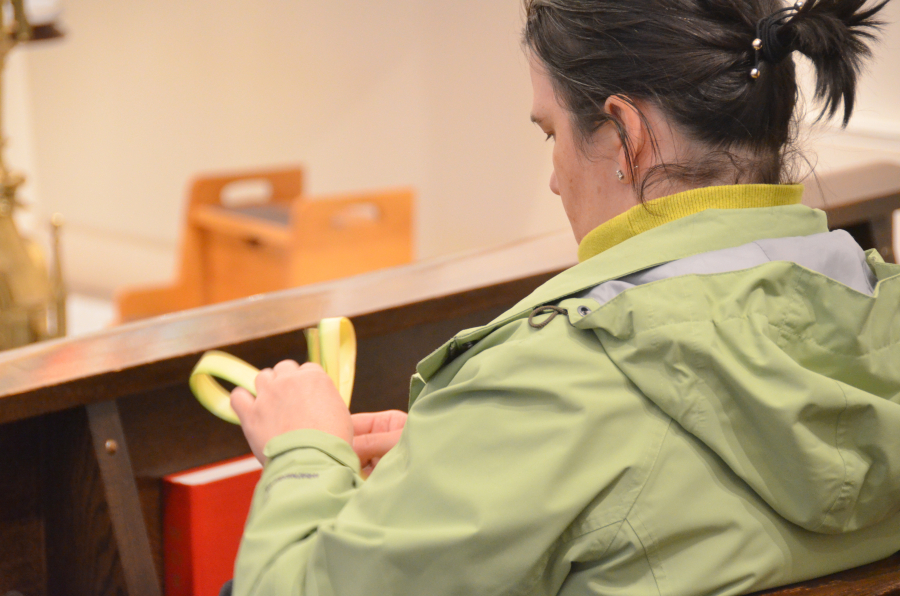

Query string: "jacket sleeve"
[[233, 319, 662, 596]]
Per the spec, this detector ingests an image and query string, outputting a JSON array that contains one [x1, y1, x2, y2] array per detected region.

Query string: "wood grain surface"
[[749, 551, 900, 595], [0, 418, 46, 596], [43, 408, 128, 596]]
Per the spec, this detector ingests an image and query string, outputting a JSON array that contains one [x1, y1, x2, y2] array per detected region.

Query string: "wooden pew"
[[749, 551, 900, 595], [1, 168, 897, 596], [0, 231, 576, 596], [802, 161, 900, 263]]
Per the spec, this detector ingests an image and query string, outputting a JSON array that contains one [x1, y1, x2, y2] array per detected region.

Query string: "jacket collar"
[[414, 201, 828, 386], [502, 203, 826, 320], [578, 184, 804, 262]]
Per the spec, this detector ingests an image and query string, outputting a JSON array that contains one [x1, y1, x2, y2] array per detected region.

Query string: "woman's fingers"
[[351, 411, 407, 471], [273, 359, 301, 373], [230, 386, 264, 462], [352, 410, 407, 435], [353, 427, 404, 467], [254, 367, 274, 394], [255, 360, 302, 394], [230, 386, 255, 421], [232, 359, 353, 464]]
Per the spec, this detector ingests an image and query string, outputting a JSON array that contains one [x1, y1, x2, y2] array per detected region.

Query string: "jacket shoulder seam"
[[619, 422, 675, 596], [559, 419, 674, 556]]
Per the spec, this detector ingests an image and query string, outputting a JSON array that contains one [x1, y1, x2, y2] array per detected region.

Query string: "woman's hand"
[[231, 360, 353, 464], [352, 410, 407, 476]]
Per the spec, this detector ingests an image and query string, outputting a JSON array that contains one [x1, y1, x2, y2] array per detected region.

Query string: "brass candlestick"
[[0, 0, 65, 349]]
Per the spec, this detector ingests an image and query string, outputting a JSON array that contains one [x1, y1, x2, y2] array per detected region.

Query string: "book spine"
[[163, 481, 193, 596]]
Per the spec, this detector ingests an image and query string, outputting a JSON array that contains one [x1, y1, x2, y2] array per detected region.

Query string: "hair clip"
[[750, 1, 804, 79]]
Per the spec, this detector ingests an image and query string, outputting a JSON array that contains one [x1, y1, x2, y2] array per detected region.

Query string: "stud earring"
[[616, 169, 625, 181]]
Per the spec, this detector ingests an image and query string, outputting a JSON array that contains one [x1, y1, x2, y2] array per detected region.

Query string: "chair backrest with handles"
[[288, 187, 414, 286], [188, 166, 304, 209], [114, 166, 304, 321]]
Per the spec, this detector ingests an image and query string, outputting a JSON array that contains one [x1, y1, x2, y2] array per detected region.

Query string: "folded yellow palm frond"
[[189, 317, 356, 424]]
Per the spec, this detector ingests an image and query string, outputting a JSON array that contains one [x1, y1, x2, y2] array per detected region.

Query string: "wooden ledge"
[[751, 550, 900, 595], [0, 230, 577, 424]]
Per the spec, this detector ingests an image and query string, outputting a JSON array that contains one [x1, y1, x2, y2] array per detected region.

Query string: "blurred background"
[[4, 0, 900, 336]]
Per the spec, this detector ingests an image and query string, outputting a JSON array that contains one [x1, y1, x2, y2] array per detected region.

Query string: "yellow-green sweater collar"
[[577, 184, 804, 262]]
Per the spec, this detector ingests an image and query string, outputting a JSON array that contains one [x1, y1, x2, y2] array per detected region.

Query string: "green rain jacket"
[[234, 203, 900, 596]]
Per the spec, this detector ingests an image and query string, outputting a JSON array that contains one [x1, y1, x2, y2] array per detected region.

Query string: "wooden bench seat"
[[750, 550, 900, 595]]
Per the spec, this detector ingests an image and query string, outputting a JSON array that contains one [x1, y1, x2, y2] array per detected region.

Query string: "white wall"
[[8, 0, 564, 296], [5, 0, 899, 297], [797, 0, 900, 165]]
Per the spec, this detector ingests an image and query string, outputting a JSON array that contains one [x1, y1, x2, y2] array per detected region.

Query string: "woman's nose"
[[549, 170, 560, 196]]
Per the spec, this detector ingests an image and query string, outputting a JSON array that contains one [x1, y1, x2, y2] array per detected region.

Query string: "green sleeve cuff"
[[263, 429, 361, 474]]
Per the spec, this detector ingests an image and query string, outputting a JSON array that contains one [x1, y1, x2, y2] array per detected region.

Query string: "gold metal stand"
[[0, 0, 66, 349]]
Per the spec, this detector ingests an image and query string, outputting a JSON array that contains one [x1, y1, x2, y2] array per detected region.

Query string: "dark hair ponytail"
[[523, 0, 889, 191], [789, 0, 888, 125]]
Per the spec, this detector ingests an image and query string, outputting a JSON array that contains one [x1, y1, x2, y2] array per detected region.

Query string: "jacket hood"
[[583, 234, 900, 534]]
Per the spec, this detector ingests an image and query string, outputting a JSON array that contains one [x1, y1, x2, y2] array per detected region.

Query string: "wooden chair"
[[115, 166, 415, 321], [184, 187, 414, 305], [115, 166, 304, 321]]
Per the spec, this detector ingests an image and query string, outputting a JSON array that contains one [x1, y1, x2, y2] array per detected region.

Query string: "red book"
[[163, 455, 263, 596]]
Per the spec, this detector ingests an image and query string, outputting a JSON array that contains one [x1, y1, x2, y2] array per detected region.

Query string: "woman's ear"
[[603, 95, 646, 184]]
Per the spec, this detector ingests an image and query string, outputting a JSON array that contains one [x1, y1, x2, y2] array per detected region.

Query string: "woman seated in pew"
[[228, 0, 900, 594]]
